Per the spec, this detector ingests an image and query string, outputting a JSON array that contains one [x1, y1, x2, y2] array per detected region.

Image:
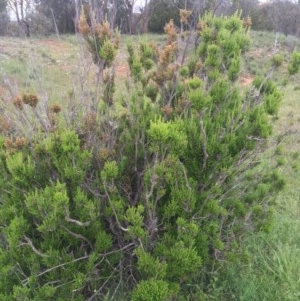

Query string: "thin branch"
[[103, 184, 129, 232], [199, 113, 209, 169], [65, 216, 91, 227], [179, 161, 192, 191], [22, 235, 49, 258], [60, 224, 93, 249], [22, 254, 90, 284]]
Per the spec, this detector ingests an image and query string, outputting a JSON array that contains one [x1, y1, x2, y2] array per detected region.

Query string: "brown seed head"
[[0, 116, 13, 134], [159, 42, 177, 66], [84, 112, 97, 131], [13, 95, 24, 110], [15, 136, 27, 149], [243, 16, 252, 28], [49, 103, 62, 114], [96, 20, 111, 41], [180, 9, 192, 25], [23, 94, 38, 108], [78, 10, 91, 36], [164, 20, 177, 44], [98, 148, 111, 161], [3, 137, 13, 150], [161, 104, 173, 116]]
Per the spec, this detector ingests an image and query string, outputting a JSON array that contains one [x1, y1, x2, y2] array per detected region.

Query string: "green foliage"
[[0, 130, 114, 299], [147, 118, 188, 155], [272, 53, 284, 67], [131, 279, 175, 301], [136, 248, 167, 279], [127, 40, 155, 83], [99, 38, 117, 64], [101, 160, 119, 181], [288, 51, 300, 75]]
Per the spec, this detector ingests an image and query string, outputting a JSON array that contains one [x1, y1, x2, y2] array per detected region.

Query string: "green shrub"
[[0, 11, 298, 301]]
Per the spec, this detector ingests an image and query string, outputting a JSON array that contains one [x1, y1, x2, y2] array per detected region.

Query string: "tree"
[[1, 11, 299, 300], [229, 0, 259, 17], [7, 0, 32, 36], [0, 0, 9, 35], [147, 0, 240, 33], [251, 0, 300, 36], [74, 0, 135, 33], [148, 0, 181, 32], [33, 0, 75, 34]]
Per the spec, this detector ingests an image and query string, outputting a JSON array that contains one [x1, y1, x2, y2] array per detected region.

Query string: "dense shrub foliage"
[[0, 11, 299, 300]]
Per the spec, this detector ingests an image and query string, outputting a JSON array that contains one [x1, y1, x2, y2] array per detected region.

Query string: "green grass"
[[215, 190, 300, 300], [0, 35, 81, 103]]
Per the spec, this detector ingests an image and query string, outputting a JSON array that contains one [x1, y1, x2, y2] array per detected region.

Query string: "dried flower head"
[[15, 136, 27, 149], [84, 111, 97, 131], [243, 16, 252, 28], [153, 68, 165, 86], [164, 20, 177, 44], [98, 148, 111, 161], [164, 63, 178, 80], [13, 95, 24, 110], [78, 9, 91, 36], [159, 42, 177, 66], [23, 93, 38, 108], [177, 97, 191, 113], [180, 9, 192, 25], [49, 113, 57, 127], [3, 136, 26, 152], [3, 137, 13, 150], [195, 60, 202, 71], [96, 20, 111, 41], [49, 103, 62, 114], [161, 104, 173, 116], [0, 116, 13, 133]]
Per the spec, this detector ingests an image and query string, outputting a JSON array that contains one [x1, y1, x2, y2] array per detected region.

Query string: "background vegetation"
[[1, 0, 300, 37]]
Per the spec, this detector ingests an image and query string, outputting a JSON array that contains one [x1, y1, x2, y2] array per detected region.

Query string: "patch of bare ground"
[[239, 73, 254, 86], [115, 63, 130, 79]]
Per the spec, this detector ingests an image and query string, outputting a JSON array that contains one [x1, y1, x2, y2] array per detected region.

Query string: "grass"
[[0, 35, 81, 103], [216, 185, 300, 300], [197, 30, 300, 301], [0, 30, 300, 300]]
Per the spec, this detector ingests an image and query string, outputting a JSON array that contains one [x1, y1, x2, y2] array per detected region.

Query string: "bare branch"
[[65, 216, 91, 227], [60, 224, 93, 249], [199, 113, 209, 169], [22, 235, 49, 258], [103, 184, 129, 232], [21, 254, 90, 285]]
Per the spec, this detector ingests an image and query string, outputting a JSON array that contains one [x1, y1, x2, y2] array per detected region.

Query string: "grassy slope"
[[0, 31, 300, 300]]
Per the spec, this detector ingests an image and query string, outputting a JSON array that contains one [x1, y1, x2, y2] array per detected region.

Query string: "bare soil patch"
[[240, 74, 254, 86]]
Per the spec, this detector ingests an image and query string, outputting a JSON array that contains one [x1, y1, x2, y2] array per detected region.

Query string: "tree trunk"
[[143, 0, 149, 33]]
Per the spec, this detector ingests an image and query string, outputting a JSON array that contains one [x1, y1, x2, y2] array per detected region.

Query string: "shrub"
[[0, 10, 298, 301]]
